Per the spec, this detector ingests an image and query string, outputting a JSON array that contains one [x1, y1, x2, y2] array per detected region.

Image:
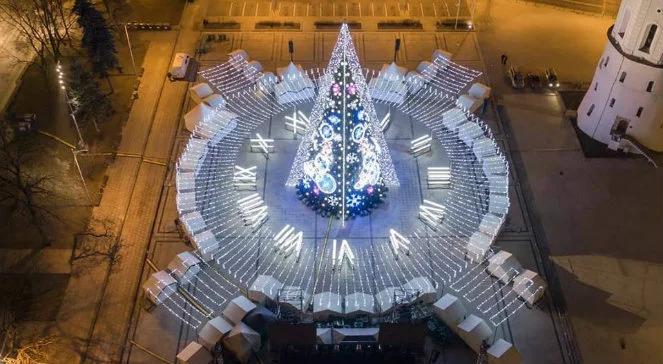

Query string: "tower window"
[[618, 9, 631, 38], [636, 107, 643, 117], [647, 81, 654, 92], [594, 82, 598, 91], [610, 98, 616, 107], [587, 104, 595, 116], [639, 24, 658, 54], [604, 56, 610, 67], [619, 72, 626, 82]]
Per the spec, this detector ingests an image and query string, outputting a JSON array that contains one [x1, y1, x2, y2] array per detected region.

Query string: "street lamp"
[[56, 62, 87, 150], [56, 62, 93, 205], [123, 24, 138, 76]]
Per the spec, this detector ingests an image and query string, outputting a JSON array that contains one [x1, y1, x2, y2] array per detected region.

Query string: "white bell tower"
[[577, 0, 663, 152]]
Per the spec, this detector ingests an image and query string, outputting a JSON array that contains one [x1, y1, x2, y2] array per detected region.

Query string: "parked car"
[[168, 53, 190, 80], [507, 66, 525, 89], [545, 68, 560, 88], [526, 72, 542, 89], [14, 113, 36, 133]]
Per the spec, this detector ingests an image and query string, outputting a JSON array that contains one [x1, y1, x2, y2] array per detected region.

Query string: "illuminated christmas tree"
[[287, 24, 398, 219]]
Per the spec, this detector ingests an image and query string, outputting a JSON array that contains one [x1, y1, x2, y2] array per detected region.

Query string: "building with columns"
[[578, 0, 663, 152]]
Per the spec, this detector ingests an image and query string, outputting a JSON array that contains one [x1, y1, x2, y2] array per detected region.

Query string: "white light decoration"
[[332, 239, 355, 270], [427, 166, 451, 189], [273, 225, 303, 261], [388, 228, 411, 259], [237, 193, 268, 229], [249, 133, 274, 155], [410, 134, 432, 156], [284, 109, 311, 135], [233, 165, 257, 190], [419, 199, 446, 229], [379, 112, 391, 131], [149, 23, 535, 340]]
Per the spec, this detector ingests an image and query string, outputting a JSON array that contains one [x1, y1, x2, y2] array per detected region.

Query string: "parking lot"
[[207, 0, 473, 18]]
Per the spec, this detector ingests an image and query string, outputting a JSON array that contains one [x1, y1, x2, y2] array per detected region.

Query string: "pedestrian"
[[500, 54, 508, 65]]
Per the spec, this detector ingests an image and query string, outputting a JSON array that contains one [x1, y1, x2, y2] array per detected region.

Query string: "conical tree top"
[[287, 23, 398, 187]]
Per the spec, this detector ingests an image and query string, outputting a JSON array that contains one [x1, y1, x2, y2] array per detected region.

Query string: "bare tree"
[[0, 122, 57, 246], [71, 218, 124, 271], [1, 335, 55, 364], [0, 0, 74, 64]]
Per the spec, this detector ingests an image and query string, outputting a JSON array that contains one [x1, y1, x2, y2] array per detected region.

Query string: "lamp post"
[[56, 62, 86, 150], [124, 24, 138, 76], [56, 62, 93, 205]]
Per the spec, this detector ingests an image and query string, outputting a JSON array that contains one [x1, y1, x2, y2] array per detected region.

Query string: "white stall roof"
[[316, 328, 333, 344], [513, 269, 546, 305], [198, 316, 233, 350], [223, 295, 257, 325], [244, 60, 263, 79], [180, 211, 206, 238], [432, 49, 453, 64], [483, 155, 508, 176], [432, 294, 467, 328], [313, 292, 343, 320], [456, 94, 482, 113], [184, 103, 214, 133], [228, 49, 249, 64], [416, 60, 433, 74], [468, 82, 492, 100], [457, 120, 485, 146], [379, 62, 407, 80], [202, 93, 225, 108], [489, 193, 510, 217], [479, 213, 504, 236], [274, 63, 315, 105], [192, 230, 219, 261], [441, 107, 469, 131], [345, 292, 375, 316], [189, 83, 214, 104], [402, 276, 437, 304], [178, 138, 208, 173], [457, 314, 493, 353], [248, 275, 284, 304], [487, 338, 522, 363], [176, 191, 196, 214], [168, 251, 201, 282], [487, 251, 522, 284], [278, 285, 309, 312], [223, 322, 261, 363], [374, 286, 400, 312], [257, 71, 278, 93], [487, 174, 509, 195], [277, 62, 304, 79], [405, 71, 425, 93], [176, 341, 212, 364], [143, 270, 177, 305], [194, 108, 238, 144], [472, 136, 496, 160], [176, 171, 196, 193]]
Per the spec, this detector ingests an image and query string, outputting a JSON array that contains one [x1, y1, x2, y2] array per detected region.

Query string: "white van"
[[169, 53, 190, 80]]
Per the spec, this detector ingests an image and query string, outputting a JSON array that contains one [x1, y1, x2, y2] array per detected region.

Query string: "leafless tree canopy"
[[0, 122, 56, 246], [71, 218, 124, 270], [0, 0, 74, 63]]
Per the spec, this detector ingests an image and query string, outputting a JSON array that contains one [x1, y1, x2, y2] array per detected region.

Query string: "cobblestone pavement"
[[120, 25, 572, 363], [14, 1, 659, 363]]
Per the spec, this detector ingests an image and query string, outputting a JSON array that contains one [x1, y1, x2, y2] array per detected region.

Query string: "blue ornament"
[[318, 174, 337, 194]]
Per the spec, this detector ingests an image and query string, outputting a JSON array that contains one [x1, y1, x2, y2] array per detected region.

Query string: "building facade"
[[578, 0, 663, 152]]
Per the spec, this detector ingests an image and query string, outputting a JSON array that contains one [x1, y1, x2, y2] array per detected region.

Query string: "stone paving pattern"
[[5, 0, 659, 363], [122, 23, 567, 364]]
